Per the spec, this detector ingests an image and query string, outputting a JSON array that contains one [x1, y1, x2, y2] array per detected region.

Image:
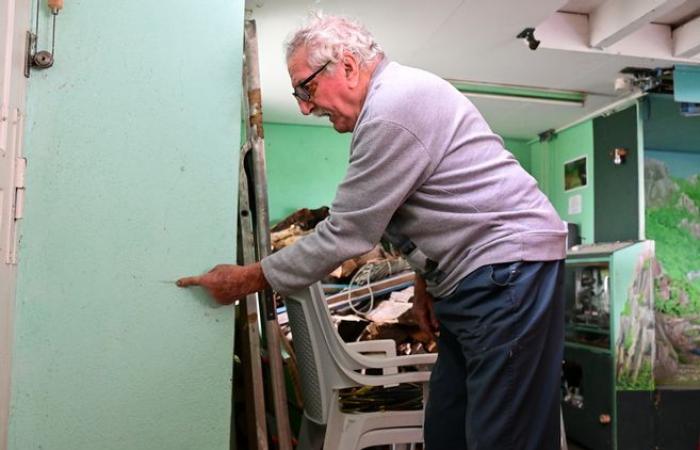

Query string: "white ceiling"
[[245, 0, 700, 140]]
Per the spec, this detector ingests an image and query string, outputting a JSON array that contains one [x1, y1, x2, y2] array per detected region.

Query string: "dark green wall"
[[594, 106, 641, 243], [642, 94, 700, 153]]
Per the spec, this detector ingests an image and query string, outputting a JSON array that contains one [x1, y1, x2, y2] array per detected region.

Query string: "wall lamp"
[[517, 27, 540, 50], [611, 147, 628, 165]]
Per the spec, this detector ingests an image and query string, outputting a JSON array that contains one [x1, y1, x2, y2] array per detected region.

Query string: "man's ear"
[[342, 52, 360, 88]]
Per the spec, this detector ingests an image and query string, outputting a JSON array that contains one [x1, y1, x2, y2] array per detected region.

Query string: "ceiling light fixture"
[[449, 80, 586, 107], [517, 27, 540, 51]]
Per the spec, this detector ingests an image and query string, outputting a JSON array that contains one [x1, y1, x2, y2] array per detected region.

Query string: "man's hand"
[[412, 274, 439, 340], [176, 262, 269, 305]]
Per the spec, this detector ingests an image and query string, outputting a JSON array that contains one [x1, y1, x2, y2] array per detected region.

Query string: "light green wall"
[[530, 140, 552, 196], [265, 123, 532, 224], [503, 138, 531, 173], [529, 121, 595, 243], [9, 2, 243, 449], [266, 123, 351, 224]]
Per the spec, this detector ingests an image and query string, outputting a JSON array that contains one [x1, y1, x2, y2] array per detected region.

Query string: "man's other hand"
[[412, 273, 439, 340], [176, 263, 268, 305]]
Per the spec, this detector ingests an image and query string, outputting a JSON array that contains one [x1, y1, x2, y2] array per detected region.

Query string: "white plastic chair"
[[286, 282, 437, 450]]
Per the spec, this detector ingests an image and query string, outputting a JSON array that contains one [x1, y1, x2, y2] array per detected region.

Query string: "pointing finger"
[[176, 276, 202, 287]]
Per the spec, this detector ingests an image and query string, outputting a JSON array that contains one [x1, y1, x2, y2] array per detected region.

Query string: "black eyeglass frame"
[[292, 61, 330, 101]]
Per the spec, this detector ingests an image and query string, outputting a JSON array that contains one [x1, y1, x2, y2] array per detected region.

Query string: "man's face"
[[287, 48, 359, 133]]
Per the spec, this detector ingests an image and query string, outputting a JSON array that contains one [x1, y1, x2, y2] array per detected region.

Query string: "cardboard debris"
[[272, 207, 437, 361], [359, 321, 437, 354], [388, 286, 414, 303], [365, 300, 414, 324]]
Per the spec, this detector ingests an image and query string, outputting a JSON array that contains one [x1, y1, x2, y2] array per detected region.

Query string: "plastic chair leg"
[[297, 416, 325, 450]]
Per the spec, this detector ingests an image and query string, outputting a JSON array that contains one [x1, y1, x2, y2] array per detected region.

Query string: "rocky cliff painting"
[[645, 151, 700, 387], [615, 243, 656, 390]]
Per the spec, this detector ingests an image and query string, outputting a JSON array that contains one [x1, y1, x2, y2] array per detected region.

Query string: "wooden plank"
[[237, 141, 269, 450], [243, 19, 293, 450]]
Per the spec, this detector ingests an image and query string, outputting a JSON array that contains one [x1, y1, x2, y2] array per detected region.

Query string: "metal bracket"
[[5, 156, 26, 265], [13, 157, 27, 220], [24, 31, 33, 78], [5, 108, 25, 265], [24, 29, 54, 78]]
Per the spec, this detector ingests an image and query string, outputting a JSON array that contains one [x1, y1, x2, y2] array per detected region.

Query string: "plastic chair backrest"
[[287, 283, 433, 425], [305, 283, 367, 370], [286, 283, 356, 425], [285, 289, 331, 424]]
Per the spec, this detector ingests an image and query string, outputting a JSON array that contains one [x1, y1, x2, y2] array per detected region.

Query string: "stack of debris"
[[271, 206, 410, 288], [272, 207, 437, 358], [270, 206, 329, 251]]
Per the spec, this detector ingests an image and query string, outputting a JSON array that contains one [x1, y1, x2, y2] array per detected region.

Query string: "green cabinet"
[[562, 241, 655, 450]]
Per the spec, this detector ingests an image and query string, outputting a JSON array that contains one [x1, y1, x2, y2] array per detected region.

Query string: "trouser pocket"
[[433, 261, 523, 354]]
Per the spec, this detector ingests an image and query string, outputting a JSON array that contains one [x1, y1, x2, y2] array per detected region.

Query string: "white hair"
[[285, 11, 384, 71]]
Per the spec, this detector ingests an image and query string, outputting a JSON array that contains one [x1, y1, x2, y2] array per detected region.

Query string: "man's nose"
[[297, 98, 313, 115]]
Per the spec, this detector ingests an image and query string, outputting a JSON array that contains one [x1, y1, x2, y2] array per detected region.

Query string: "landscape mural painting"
[[645, 149, 700, 387]]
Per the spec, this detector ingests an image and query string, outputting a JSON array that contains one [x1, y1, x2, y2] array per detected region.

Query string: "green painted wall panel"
[[551, 122, 595, 244], [529, 140, 552, 195], [9, 1, 243, 449], [265, 123, 351, 224], [529, 122, 595, 244], [503, 138, 531, 173], [594, 106, 640, 243]]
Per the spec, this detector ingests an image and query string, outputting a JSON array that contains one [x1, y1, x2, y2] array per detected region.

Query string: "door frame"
[[1, 0, 30, 448]]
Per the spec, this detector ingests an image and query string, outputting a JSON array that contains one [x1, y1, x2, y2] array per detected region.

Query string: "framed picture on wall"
[[564, 156, 587, 191]]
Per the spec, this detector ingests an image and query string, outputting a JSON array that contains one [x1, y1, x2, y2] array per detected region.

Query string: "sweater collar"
[[368, 55, 390, 92], [353, 56, 390, 133]]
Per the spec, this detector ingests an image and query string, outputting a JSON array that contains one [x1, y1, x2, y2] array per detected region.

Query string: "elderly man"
[[179, 12, 567, 450]]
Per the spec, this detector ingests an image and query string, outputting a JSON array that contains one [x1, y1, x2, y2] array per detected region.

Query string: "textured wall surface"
[[8, 1, 243, 449]]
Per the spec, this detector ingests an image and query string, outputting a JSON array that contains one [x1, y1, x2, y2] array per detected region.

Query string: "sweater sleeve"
[[260, 118, 433, 295]]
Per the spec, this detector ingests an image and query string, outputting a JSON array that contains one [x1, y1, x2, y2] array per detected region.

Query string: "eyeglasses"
[[292, 61, 330, 102]]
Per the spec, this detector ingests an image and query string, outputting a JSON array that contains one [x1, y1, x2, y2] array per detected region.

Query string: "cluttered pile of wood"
[[272, 207, 437, 356], [271, 206, 406, 281]]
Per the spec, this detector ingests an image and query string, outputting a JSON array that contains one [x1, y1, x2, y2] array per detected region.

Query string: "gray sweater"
[[261, 59, 567, 298]]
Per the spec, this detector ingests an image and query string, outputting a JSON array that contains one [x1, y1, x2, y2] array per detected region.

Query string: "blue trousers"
[[424, 260, 565, 450]]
